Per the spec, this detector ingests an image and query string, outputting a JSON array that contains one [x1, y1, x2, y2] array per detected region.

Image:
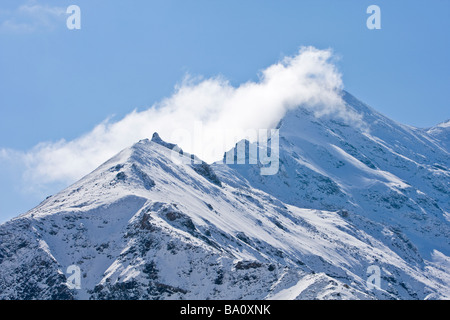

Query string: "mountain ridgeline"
[[0, 91, 449, 300]]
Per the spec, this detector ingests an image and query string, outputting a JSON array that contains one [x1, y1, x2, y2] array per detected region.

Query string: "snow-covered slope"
[[221, 91, 450, 259], [426, 119, 450, 152], [0, 93, 449, 300]]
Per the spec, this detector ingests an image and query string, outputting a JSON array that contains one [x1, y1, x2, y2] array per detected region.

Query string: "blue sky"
[[0, 0, 449, 222]]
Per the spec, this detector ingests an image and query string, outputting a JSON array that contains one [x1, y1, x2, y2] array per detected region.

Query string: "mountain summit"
[[0, 92, 449, 300]]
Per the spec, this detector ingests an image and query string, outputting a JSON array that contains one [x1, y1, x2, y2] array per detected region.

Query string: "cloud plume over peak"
[[1, 47, 360, 188]]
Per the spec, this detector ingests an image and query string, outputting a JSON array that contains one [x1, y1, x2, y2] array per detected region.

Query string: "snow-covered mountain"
[[426, 119, 450, 152], [224, 91, 450, 258], [0, 92, 449, 300]]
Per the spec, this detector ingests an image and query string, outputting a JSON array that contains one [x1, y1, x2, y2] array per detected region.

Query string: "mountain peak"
[[150, 132, 178, 150], [427, 119, 450, 152], [1, 93, 449, 300], [434, 119, 450, 129]]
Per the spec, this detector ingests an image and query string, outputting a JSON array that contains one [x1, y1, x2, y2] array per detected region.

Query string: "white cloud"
[[1, 47, 362, 187], [0, 1, 65, 33]]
